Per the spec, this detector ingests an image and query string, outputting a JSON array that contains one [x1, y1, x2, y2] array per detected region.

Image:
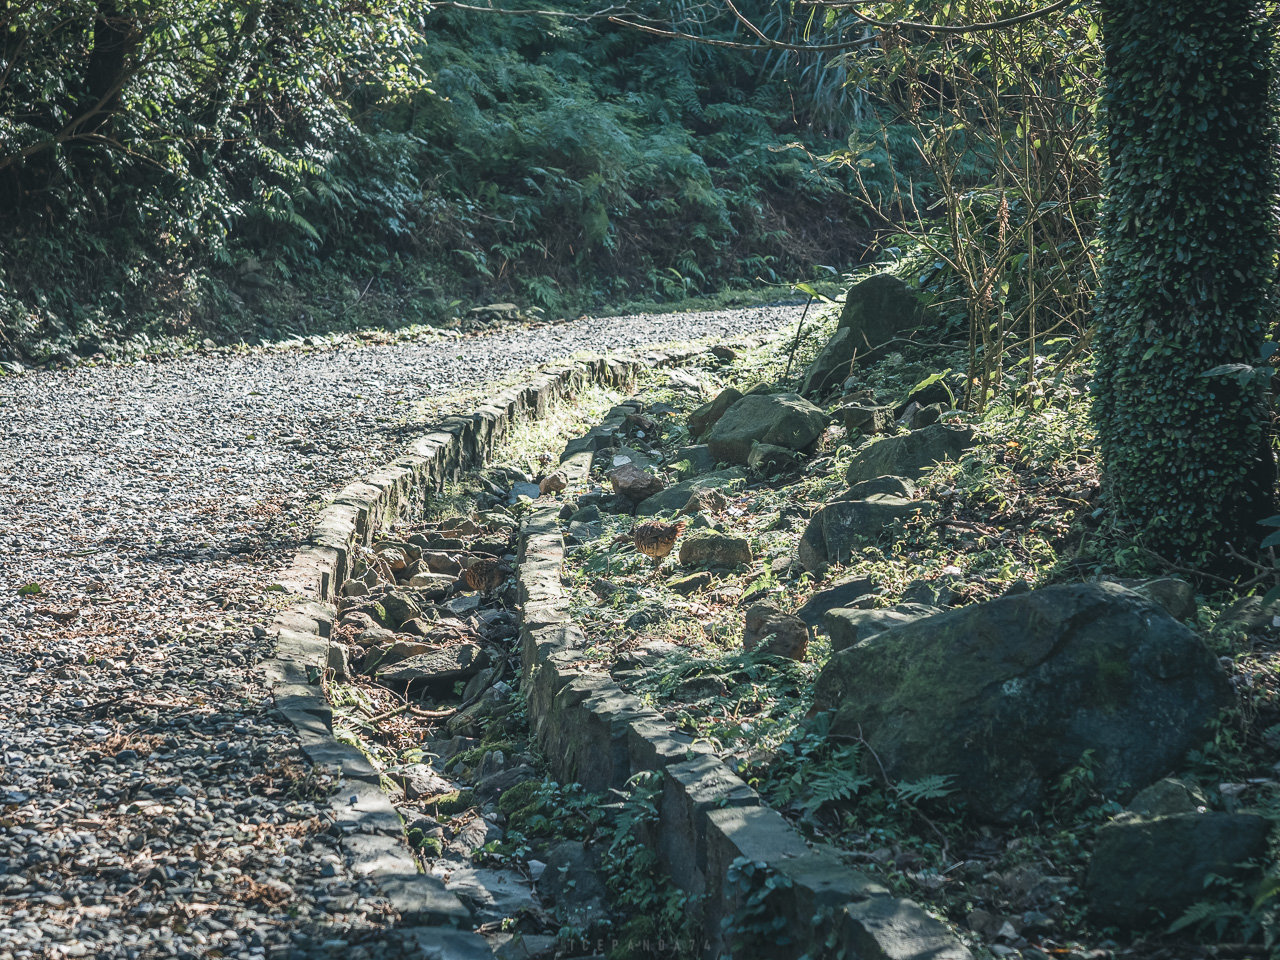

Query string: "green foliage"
[[0, 0, 872, 360], [720, 858, 796, 956], [604, 772, 701, 959], [1092, 0, 1279, 564]]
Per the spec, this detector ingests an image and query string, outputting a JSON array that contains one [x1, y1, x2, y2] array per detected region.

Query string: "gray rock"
[[672, 444, 717, 477], [422, 550, 464, 576], [747, 442, 801, 477], [668, 571, 716, 596], [376, 873, 471, 926], [569, 503, 602, 524], [537, 841, 609, 929], [840, 402, 896, 436], [904, 401, 945, 429], [443, 863, 537, 925], [609, 462, 665, 502], [679, 531, 752, 568], [509, 482, 542, 501], [326, 644, 352, 681], [705, 393, 827, 465], [823, 603, 941, 653], [1126, 777, 1210, 817], [375, 643, 488, 686], [1108, 577, 1196, 621], [832, 475, 917, 502], [845, 423, 976, 485], [1219, 594, 1280, 632], [797, 496, 935, 572], [812, 582, 1232, 822], [636, 469, 747, 516], [689, 388, 744, 438], [1087, 813, 1271, 928], [681, 487, 728, 516], [801, 327, 857, 400], [838, 273, 926, 350], [442, 594, 483, 617], [407, 572, 456, 601], [493, 933, 558, 960], [742, 605, 810, 660], [382, 590, 424, 629], [796, 576, 877, 626], [340, 578, 369, 598], [800, 274, 927, 399]]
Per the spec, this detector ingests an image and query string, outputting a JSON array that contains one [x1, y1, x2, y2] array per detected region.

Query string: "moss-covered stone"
[[812, 582, 1231, 822], [844, 423, 975, 485], [1087, 812, 1271, 929], [705, 393, 826, 465]]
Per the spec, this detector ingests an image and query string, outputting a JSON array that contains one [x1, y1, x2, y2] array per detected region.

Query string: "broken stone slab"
[[378, 873, 473, 926], [835, 895, 973, 960], [376, 643, 488, 686]]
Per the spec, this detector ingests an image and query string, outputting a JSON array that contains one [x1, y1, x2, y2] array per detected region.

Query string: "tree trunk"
[[1093, 0, 1278, 566]]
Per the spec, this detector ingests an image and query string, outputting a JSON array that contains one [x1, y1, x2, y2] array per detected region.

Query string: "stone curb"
[[258, 338, 765, 954], [515, 411, 974, 959]]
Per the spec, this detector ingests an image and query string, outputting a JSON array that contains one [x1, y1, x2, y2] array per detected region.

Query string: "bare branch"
[[798, 0, 1075, 35]]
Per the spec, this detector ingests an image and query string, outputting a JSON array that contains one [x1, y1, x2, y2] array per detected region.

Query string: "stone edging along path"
[[260, 341, 971, 959], [519, 404, 973, 960]]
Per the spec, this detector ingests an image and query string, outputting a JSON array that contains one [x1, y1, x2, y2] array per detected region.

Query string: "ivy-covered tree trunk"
[[1094, 0, 1278, 565]]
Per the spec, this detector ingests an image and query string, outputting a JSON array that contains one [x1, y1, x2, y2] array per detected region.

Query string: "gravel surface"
[[0, 303, 801, 959]]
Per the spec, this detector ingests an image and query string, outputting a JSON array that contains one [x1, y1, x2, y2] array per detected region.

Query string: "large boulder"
[[838, 272, 926, 353], [1087, 813, 1271, 928], [705, 393, 827, 465], [800, 274, 926, 398], [797, 496, 935, 573], [845, 423, 976, 485], [811, 582, 1232, 822]]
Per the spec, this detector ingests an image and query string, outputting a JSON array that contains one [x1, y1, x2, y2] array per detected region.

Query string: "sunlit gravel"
[[0, 303, 801, 959]]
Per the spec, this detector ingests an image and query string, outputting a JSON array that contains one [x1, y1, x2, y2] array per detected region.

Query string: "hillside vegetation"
[[0, 0, 891, 363]]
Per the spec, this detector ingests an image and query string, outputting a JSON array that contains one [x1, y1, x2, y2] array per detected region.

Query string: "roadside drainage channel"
[[260, 342, 763, 957], [516, 407, 974, 960]]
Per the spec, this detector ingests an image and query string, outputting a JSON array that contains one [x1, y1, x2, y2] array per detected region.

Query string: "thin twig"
[[784, 295, 815, 380]]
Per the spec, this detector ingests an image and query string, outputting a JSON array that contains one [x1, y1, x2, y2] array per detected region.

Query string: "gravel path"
[[0, 304, 801, 960]]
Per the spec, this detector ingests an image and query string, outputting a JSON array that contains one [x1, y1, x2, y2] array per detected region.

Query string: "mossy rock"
[[1087, 812, 1271, 929], [636, 469, 747, 516], [844, 423, 975, 485], [812, 582, 1231, 822], [705, 392, 827, 465]]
